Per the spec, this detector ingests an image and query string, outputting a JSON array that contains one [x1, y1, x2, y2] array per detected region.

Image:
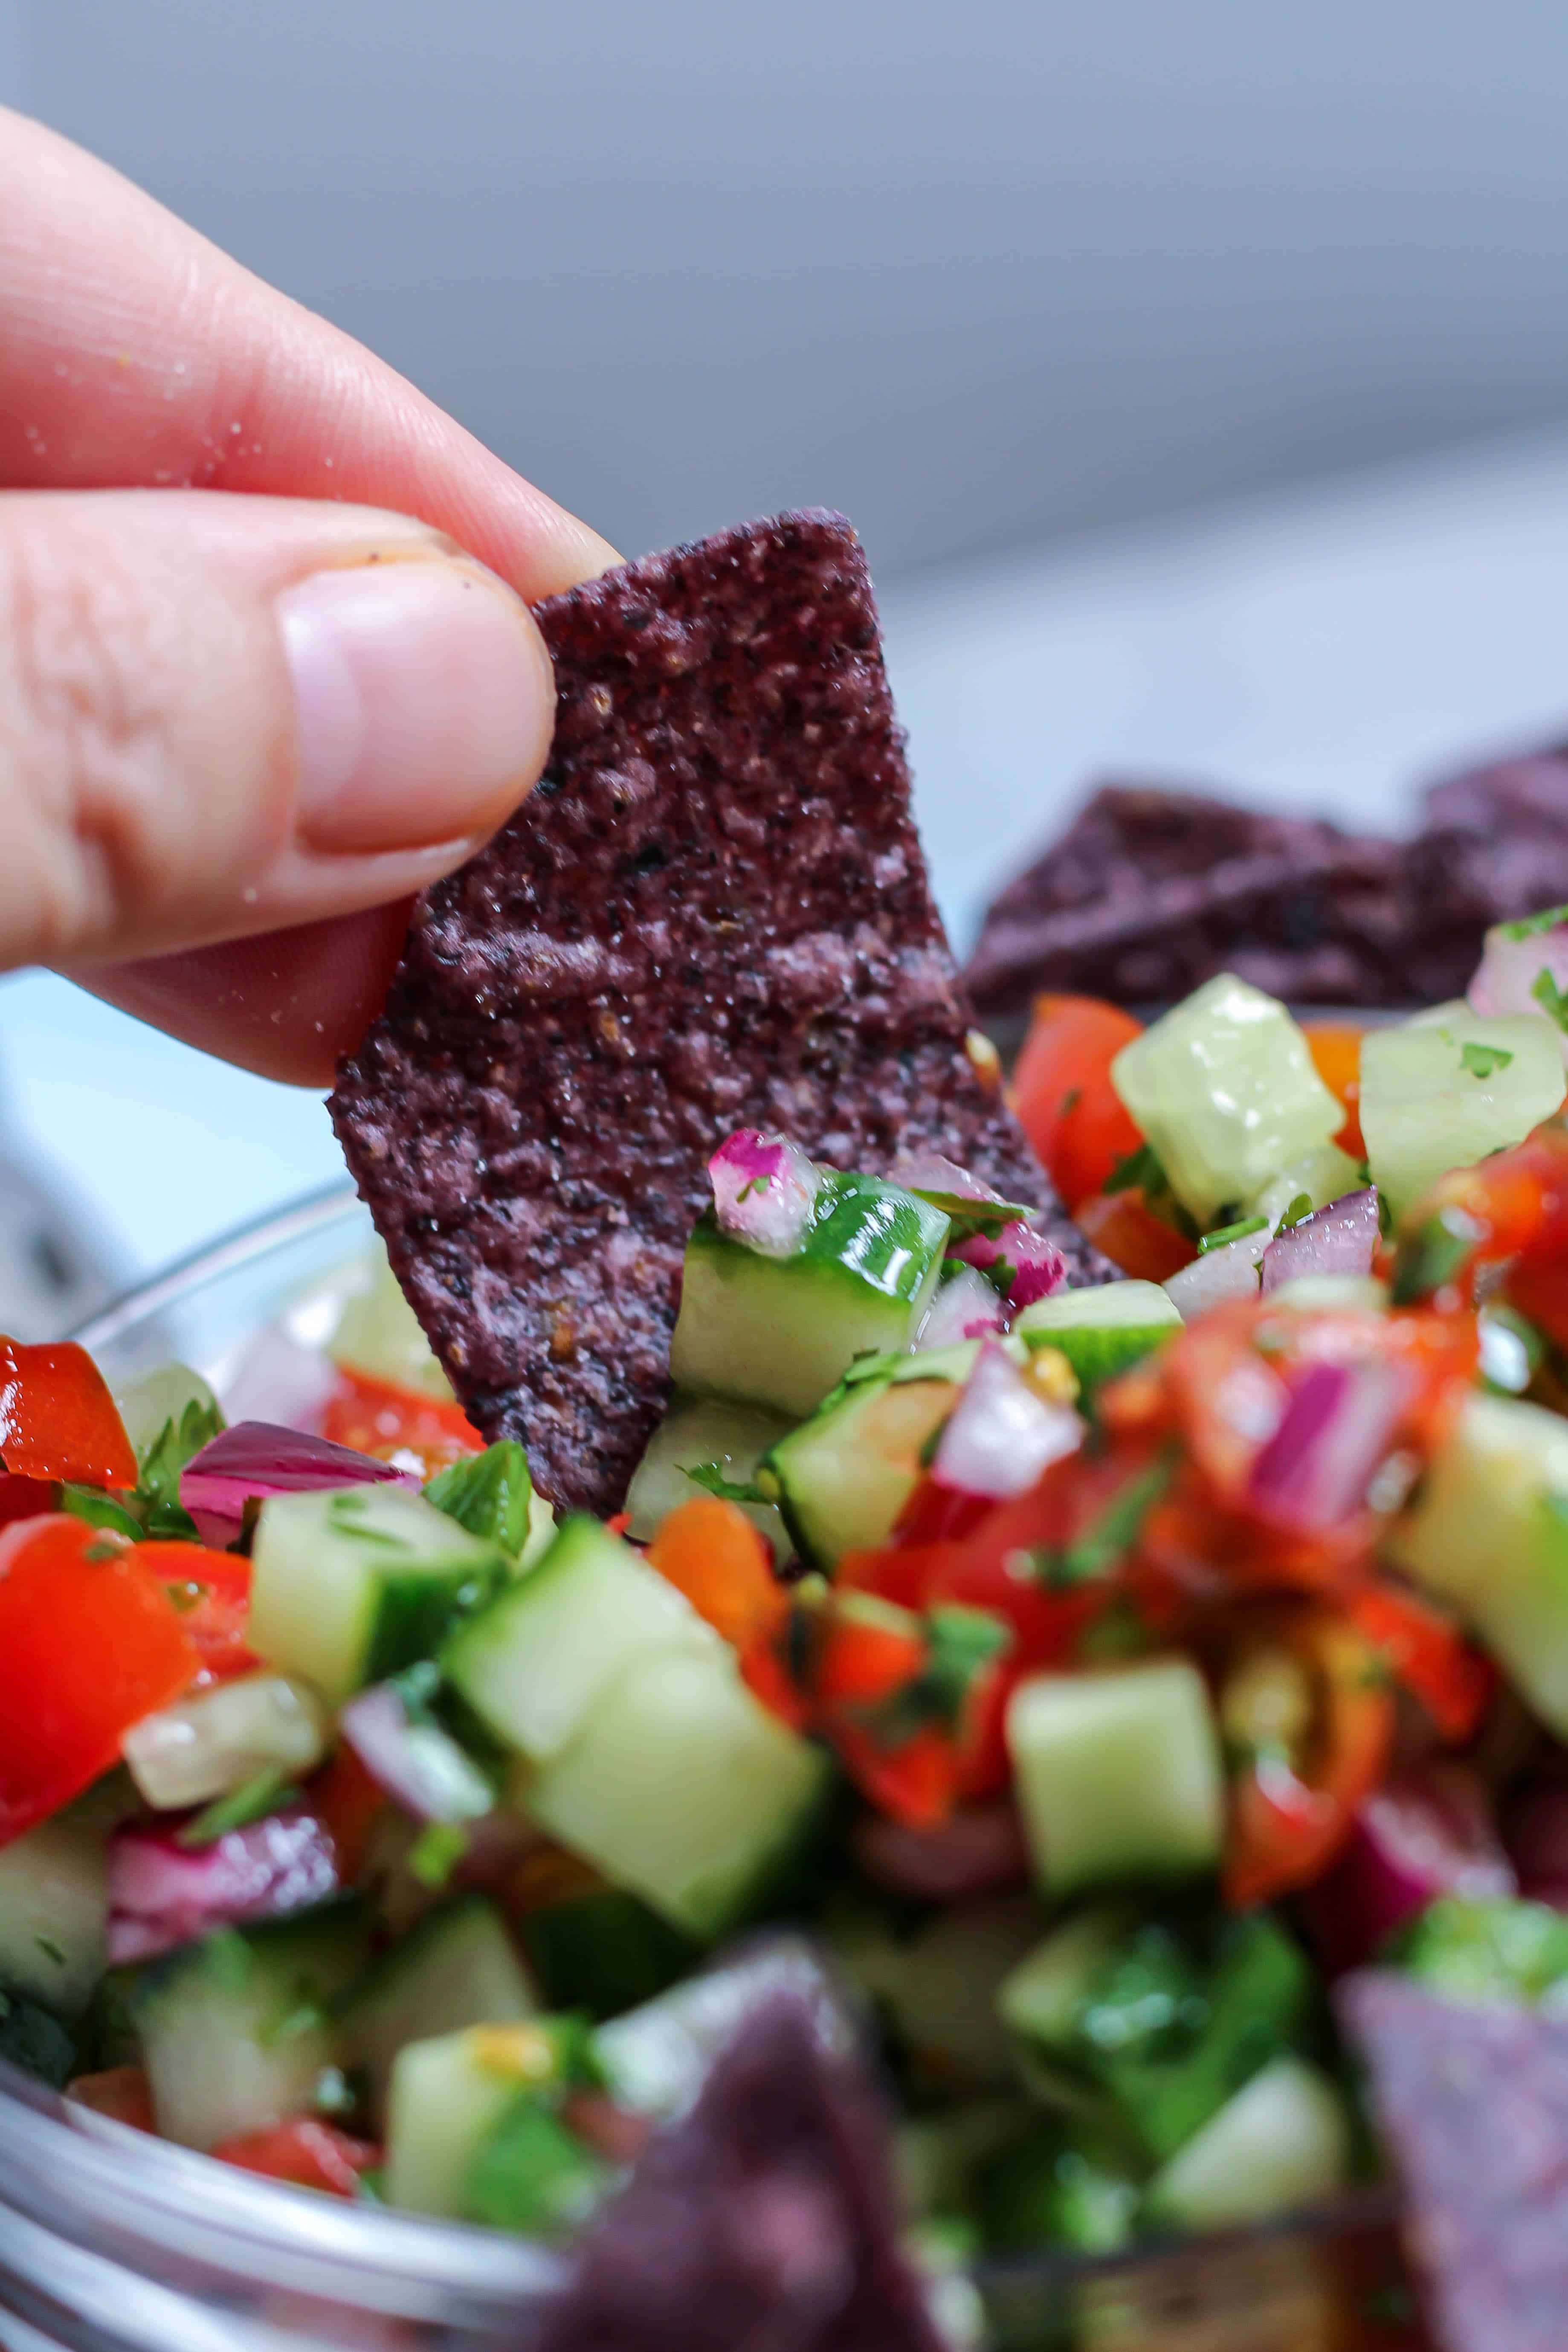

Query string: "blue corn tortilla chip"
[[535, 1986, 945, 2352], [331, 510, 1108, 1514], [1338, 1967, 1568, 2352]]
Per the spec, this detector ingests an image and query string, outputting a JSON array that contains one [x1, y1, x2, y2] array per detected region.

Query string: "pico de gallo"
[[10, 920, 1568, 2283]]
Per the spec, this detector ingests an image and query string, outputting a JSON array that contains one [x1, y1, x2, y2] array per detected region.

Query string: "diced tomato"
[[647, 1497, 789, 1651], [0, 1517, 200, 1847], [66, 2066, 155, 2131], [1012, 995, 1146, 1210], [0, 1473, 56, 1529], [137, 1541, 256, 1681], [1073, 1188, 1197, 1281], [1348, 1581, 1498, 1745], [1223, 1610, 1394, 1908], [307, 1742, 388, 1885], [833, 1722, 957, 1830], [319, 1369, 482, 1477], [739, 1639, 810, 1732], [1304, 1024, 1366, 1161], [813, 1591, 927, 1708], [0, 1338, 136, 1489], [212, 2117, 380, 2198]]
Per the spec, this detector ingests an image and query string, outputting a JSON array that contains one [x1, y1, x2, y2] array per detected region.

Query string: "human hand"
[[0, 109, 617, 1084]]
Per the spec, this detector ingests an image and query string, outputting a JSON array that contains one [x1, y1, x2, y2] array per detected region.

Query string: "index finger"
[[0, 108, 617, 599]]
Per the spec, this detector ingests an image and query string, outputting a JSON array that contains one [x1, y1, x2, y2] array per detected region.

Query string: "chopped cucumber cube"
[[1387, 1392, 1568, 1735], [442, 1515, 721, 1765], [1246, 1141, 1364, 1231], [1141, 2056, 1349, 2232], [336, 1894, 536, 2126], [0, 1814, 107, 2018], [385, 2021, 562, 2218], [670, 1173, 950, 1420], [248, 1485, 509, 1702], [759, 1348, 983, 1571], [624, 1395, 793, 1559], [527, 1648, 829, 1941], [1006, 1661, 1224, 1899], [1110, 976, 1342, 1226], [133, 1901, 370, 2150], [1359, 1011, 1564, 1216], [122, 1671, 328, 1811], [997, 1902, 1137, 2052], [1014, 1282, 1181, 1395]]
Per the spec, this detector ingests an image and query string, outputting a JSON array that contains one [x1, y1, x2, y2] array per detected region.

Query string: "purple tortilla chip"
[[1338, 1969, 1568, 2352], [535, 1987, 944, 2352], [330, 511, 1107, 1514], [962, 783, 1409, 1017]]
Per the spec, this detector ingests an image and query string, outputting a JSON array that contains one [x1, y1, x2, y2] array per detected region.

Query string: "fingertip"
[[69, 902, 413, 1087]]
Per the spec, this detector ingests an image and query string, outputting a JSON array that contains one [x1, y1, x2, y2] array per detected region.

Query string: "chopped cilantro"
[[425, 1441, 533, 1557], [685, 1461, 768, 1505], [177, 1766, 299, 1848], [1276, 1193, 1314, 1233], [1033, 1450, 1177, 1588], [409, 1821, 469, 1889], [1102, 1142, 1163, 1197], [1197, 1215, 1267, 1256], [1499, 902, 1568, 942], [1389, 1205, 1482, 1305], [1459, 1040, 1514, 1079], [135, 1397, 225, 1540], [1532, 966, 1568, 1034]]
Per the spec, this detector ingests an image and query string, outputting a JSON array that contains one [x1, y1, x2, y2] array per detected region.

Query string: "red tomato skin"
[[0, 1517, 199, 1847], [1012, 995, 1145, 1209], [136, 1541, 257, 1681], [319, 1369, 482, 1477], [211, 2117, 379, 2197]]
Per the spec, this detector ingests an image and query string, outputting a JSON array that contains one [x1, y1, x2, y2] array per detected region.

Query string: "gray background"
[[12, 0, 1568, 581]]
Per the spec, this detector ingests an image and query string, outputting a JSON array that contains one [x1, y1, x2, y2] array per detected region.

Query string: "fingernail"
[[280, 557, 554, 854]]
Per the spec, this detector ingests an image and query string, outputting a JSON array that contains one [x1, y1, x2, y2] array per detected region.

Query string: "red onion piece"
[[1303, 1763, 1514, 1975], [932, 1338, 1081, 1501], [106, 1807, 339, 1964], [952, 1222, 1067, 1309], [180, 1420, 417, 1546], [852, 1799, 1029, 1901], [1468, 917, 1568, 1062], [1246, 1357, 1406, 1532], [708, 1130, 821, 1257], [914, 1266, 1006, 1350], [1164, 1229, 1267, 1319], [340, 1682, 495, 1825], [1260, 1189, 1380, 1295]]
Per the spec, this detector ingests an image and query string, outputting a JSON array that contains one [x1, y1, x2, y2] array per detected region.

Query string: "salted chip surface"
[[1338, 1969, 1568, 2352], [331, 511, 1104, 1513]]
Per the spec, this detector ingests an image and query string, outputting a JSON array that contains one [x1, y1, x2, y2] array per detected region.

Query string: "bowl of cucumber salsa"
[[9, 954, 1568, 2351]]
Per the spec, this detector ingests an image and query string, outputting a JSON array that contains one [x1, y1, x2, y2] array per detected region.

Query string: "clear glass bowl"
[[0, 1192, 1428, 2352]]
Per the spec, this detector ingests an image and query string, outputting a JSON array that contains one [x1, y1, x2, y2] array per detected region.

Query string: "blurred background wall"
[[15, 0, 1568, 582], [6, 0, 1568, 1292]]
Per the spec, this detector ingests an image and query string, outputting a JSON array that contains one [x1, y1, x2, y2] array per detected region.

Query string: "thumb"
[[0, 487, 556, 970]]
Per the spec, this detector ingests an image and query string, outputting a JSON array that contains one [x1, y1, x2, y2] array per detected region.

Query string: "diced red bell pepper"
[[1348, 1581, 1498, 1745], [211, 2117, 380, 2197], [1011, 994, 1145, 1209], [0, 1517, 200, 1847], [1223, 1610, 1394, 1908], [319, 1369, 482, 1478], [0, 1338, 136, 1489], [137, 1541, 257, 1681]]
